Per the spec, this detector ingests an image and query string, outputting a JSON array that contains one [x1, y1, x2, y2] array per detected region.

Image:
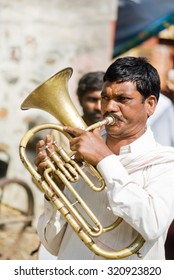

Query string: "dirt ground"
[[0, 203, 40, 260]]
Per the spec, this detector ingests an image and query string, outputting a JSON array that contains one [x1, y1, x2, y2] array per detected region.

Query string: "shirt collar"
[[100, 126, 157, 155], [119, 126, 157, 155]]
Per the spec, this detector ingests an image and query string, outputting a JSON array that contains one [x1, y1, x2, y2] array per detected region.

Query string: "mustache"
[[103, 113, 123, 122]]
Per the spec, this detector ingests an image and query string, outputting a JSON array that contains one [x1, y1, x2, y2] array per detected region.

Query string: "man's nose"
[[104, 100, 119, 112], [94, 100, 101, 111]]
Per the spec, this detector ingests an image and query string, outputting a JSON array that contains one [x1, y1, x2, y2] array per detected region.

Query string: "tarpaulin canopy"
[[113, 0, 174, 58]]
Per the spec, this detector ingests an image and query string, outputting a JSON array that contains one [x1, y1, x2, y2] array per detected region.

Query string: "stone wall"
[[0, 0, 118, 223]]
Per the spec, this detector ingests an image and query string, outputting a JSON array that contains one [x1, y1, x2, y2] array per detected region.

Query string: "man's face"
[[101, 81, 157, 140], [80, 90, 103, 125]]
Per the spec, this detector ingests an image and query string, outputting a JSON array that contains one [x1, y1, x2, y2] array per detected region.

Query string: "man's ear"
[[145, 95, 157, 117]]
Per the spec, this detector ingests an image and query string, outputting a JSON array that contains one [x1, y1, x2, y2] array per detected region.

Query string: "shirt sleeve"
[[37, 197, 67, 256], [97, 154, 174, 241]]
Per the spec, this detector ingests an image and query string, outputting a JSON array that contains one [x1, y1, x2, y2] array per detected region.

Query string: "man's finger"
[[34, 150, 48, 166], [64, 126, 84, 137]]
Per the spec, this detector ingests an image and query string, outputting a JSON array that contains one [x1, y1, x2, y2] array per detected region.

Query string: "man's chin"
[[106, 123, 122, 134]]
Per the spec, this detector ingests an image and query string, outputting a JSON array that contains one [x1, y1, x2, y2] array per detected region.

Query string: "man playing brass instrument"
[[35, 56, 174, 260]]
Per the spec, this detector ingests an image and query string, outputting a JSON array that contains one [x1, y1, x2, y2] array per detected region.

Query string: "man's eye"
[[86, 97, 100, 102], [101, 96, 109, 100], [118, 97, 131, 103]]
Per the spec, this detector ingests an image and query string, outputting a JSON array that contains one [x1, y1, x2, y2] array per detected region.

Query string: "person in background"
[[147, 68, 174, 260], [147, 92, 174, 260], [148, 93, 174, 147], [163, 68, 174, 260], [76, 71, 104, 125], [35, 56, 174, 260]]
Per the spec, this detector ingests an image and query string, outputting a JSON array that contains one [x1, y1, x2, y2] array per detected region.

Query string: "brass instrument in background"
[[19, 67, 145, 259]]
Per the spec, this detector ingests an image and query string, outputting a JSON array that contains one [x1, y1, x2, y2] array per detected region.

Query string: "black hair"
[[77, 71, 104, 101], [103, 56, 161, 101]]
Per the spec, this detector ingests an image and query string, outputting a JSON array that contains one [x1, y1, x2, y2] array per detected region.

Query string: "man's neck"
[[106, 137, 129, 155], [106, 126, 147, 155]]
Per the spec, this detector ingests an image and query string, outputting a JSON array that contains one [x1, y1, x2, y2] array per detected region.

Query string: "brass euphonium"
[[19, 67, 145, 259]]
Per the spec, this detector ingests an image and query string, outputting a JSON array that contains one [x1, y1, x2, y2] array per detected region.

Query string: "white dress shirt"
[[148, 94, 174, 147], [37, 127, 174, 260]]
